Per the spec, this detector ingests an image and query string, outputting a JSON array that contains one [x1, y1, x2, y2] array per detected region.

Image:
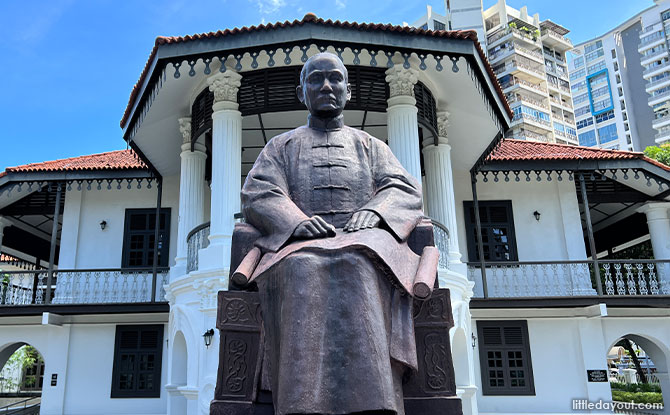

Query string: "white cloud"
[[335, 0, 346, 9], [253, 0, 286, 15]]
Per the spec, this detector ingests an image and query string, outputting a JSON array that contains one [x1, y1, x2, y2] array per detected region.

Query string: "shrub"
[[612, 390, 663, 405], [610, 382, 662, 393]]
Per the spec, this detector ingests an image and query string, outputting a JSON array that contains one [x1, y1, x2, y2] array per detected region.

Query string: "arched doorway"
[[168, 331, 188, 415], [607, 335, 668, 413], [0, 343, 43, 412]]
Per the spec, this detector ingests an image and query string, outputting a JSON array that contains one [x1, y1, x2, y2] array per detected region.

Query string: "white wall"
[[59, 175, 180, 270], [474, 317, 610, 414], [474, 313, 670, 415], [453, 169, 587, 263], [0, 320, 168, 415], [62, 324, 168, 415]]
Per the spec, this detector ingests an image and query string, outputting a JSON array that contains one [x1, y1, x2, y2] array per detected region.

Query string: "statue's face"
[[298, 54, 351, 118]]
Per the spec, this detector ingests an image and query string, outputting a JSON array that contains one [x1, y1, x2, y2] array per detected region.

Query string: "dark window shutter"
[[111, 325, 164, 398], [477, 321, 534, 396], [463, 200, 518, 263], [121, 209, 171, 269]]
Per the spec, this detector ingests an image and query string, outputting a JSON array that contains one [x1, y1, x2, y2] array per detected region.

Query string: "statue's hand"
[[344, 210, 380, 232], [293, 216, 336, 239]]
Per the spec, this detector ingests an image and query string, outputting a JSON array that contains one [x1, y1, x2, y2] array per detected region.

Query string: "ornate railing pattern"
[[431, 219, 449, 271], [0, 268, 169, 306], [187, 222, 210, 273], [467, 260, 670, 298]]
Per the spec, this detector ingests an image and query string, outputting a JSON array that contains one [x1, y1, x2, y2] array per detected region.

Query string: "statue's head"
[[297, 52, 351, 118]]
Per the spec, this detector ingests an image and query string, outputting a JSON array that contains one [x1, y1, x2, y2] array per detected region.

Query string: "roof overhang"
[[120, 15, 513, 176]]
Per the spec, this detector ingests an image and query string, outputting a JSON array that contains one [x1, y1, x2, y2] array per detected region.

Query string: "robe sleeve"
[[241, 136, 310, 252], [360, 137, 424, 242]]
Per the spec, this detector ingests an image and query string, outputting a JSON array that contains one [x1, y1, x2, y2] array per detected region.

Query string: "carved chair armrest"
[[229, 222, 262, 289], [407, 217, 435, 256]]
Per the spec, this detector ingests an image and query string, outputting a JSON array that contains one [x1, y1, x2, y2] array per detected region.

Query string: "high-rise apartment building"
[[421, 0, 578, 144], [568, 7, 657, 151], [639, 0, 670, 145]]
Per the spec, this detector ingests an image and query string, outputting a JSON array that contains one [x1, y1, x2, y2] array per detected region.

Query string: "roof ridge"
[[120, 13, 500, 130], [503, 138, 644, 156], [5, 149, 137, 171]]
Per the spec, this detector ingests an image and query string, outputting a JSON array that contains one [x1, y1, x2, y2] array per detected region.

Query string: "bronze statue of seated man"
[[237, 52, 437, 415]]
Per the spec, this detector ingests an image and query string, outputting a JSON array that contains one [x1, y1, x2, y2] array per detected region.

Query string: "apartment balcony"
[[501, 77, 547, 96], [489, 44, 544, 66], [639, 32, 665, 53], [511, 130, 550, 142], [511, 113, 552, 132], [653, 113, 670, 129], [648, 88, 670, 106], [494, 60, 545, 81], [655, 126, 670, 143], [641, 48, 669, 66], [507, 94, 549, 111], [646, 73, 670, 92], [487, 27, 541, 49], [0, 268, 169, 306], [541, 29, 573, 52], [467, 260, 670, 298], [643, 60, 670, 79]]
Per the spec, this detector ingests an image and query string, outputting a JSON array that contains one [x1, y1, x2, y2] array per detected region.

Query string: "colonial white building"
[[1, 13, 669, 415]]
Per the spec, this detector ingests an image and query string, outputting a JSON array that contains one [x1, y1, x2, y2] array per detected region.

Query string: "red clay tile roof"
[[0, 149, 147, 178], [120, 13, 511, 130], [489, 139, 670, 171]]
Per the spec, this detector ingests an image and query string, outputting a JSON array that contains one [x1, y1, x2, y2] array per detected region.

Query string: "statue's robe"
[[241, 115, 423, 415]]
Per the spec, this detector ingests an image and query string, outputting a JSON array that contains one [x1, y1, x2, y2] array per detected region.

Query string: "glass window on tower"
[[434, 20, 446, 31], [578, 129, 597, 147], [597, 124, 618, 144]]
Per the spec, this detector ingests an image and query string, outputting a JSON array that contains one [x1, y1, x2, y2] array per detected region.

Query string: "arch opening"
[[168, 331, 188, 415], [0, 342, 44, 410], [606, 334, 667, 410]]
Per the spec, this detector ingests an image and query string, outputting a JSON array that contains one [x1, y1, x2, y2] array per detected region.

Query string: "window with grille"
[[477, 320, 535, 395], [464, 201, 518, 262], [121, 209, 171, 268], [111, 325, 164, 398]]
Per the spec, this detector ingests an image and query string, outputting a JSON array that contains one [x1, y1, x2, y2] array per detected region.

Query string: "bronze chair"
[[210, 219, 462, 415]]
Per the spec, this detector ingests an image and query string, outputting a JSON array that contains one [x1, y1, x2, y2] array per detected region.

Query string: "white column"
[[638, 202, 670, 294], [199, 70, 242, 272], [173, 117, 207, 278], [385, 66, 422, 183], [423, 111, 461, 263]]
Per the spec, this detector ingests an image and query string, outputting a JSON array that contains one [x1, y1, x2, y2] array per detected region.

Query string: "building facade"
[[1, 12, 670, 415], [569, 6, 658, 151], [416, 0, 578, 144], [640, 0, 670, 145]]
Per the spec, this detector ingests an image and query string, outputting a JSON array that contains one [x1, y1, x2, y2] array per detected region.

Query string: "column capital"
[[437, 111, 450, 139], [637, 202, 670, 219], [385, 66, 419, 98], [207, 70, 242, 105], [178, 117, 192, 144]]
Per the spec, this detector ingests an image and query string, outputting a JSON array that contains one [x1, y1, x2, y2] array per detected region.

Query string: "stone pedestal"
[[210, 289, 462, 415]]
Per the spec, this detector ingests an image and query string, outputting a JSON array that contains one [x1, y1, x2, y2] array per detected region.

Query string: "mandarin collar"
[[307, 114, 344, 131]]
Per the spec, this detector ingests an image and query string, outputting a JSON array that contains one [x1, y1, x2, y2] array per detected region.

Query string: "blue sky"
[[0, 0, 655, 169]]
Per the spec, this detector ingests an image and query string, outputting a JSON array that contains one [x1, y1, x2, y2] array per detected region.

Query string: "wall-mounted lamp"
[[100, 220, 107, 230], [472, 333, 478, 349], [203, 329, 215, 348], [533, 211, 541, 221]]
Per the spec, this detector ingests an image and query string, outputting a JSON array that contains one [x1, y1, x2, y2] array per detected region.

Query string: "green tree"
[[644, 144, 670, 167]]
